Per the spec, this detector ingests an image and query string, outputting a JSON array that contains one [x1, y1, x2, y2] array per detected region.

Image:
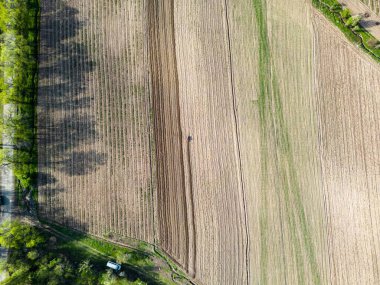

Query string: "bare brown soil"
[[147, 0, 192, 273], [148, 1, 249, 282]]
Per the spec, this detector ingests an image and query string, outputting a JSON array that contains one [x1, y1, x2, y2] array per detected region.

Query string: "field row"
[[314, 12, 380, 283], [360, 0, 380, 14], [38, 0, 155, 243], [38, 0, 380, 284]]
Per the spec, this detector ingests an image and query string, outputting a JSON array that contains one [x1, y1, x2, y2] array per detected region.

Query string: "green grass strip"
[[40, 219, 192, 285], [251, 0, 322, 284]]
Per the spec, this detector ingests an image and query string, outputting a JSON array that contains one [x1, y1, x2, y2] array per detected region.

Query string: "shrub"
[[352, 25, 361, 32], [345, 15, 362, 28], [330, 3, 342, 12], [341, 8, 351, 19]]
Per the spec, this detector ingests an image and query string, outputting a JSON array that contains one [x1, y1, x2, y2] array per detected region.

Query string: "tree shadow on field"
[[37, 1, 106, 225], [25, 2, 185, 283], [361, 19, 380, 28]]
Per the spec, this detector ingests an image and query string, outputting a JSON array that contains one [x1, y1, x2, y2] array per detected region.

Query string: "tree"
[[340, 8, 351, 19], [0, 0, 39, 195], [0, 219, 44, 250], [78, 260, 98, 285], [100, 269, 148, 285], [330, 3, 342, 12], [27, 250, 39, 261], [34, 256, 75, 285], [345, 15, 362, 28]]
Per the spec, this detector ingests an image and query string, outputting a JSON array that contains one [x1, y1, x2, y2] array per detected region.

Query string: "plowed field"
[[360, 0, 380, 14], [38, 0, 380, 284], [38, 0, 156, 243]]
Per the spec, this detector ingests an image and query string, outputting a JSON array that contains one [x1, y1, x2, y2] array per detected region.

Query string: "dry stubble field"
[[38, 0, 380, 284]]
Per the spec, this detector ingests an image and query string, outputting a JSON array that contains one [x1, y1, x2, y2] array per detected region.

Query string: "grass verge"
[[40, 219, 192, 285], [1, 218, 193, 285]]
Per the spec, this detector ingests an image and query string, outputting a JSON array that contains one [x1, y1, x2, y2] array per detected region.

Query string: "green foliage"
[[0, 220, 166, 285], [100, 269, 147, 285], [345, 15, 362, 28], [330, 3, 342, 12], [352, 25, 362, 32], [44, 221, 180, 285], [27, 250, 39, 260], [340, 8, 351, 19], [78, 260, 98, 285], [34, 256, 75, 284], [0, 0, 38, 195], [0, 220, 96, 284], [0, 219, 44, 250]]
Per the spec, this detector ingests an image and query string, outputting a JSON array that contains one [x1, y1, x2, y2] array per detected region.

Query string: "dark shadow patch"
[[37, 0, 106, 225]]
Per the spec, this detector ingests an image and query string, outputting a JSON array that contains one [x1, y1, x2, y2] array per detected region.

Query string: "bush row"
[[0, 219, 148, 284], [0, 0, 39, 195]]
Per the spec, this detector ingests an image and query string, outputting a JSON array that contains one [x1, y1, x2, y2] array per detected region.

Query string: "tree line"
[[0, 0, 39, 198], [0, 220, 148, 284]]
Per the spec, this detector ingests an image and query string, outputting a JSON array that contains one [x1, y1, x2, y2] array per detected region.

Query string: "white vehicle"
[[106, 261, 121, 271]]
